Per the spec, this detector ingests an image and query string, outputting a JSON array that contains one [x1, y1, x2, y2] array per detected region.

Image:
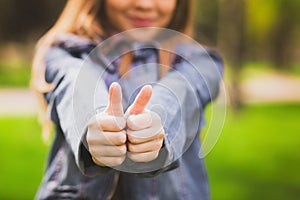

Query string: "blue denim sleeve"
[[44, 46, 113, 176], [174, 45, 224, 106], [144, 45, 224, 171]]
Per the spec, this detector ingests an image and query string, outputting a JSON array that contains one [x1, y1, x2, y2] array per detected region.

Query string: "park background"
[[0, 0, 299, 199]]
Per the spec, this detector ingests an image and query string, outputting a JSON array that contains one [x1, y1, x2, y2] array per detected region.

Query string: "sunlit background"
[[0, 0, 299, 199]]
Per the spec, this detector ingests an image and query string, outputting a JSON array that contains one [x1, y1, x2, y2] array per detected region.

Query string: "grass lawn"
[[205, 103, 300, 200], [0, 103, 299, 199], [0, 117, 47, 200]]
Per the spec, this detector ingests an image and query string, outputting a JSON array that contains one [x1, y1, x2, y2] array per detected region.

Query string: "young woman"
[[32, 0, 223, 199]]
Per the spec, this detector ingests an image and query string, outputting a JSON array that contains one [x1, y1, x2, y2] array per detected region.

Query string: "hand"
[[126, 85, 165, 163], [86, 82, 127, 167]]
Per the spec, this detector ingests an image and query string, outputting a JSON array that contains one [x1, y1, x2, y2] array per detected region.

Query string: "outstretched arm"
[[44, 46, 112, 176], [144, 45, 224, 171]]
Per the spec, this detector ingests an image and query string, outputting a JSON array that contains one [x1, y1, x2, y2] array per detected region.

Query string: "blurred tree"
[[194, 0, 220, 46], [0, 0, 66, 43], [245, 0, 300, 68], [245, 0, 278, 62], [218, 0, 246, 110], [269, 0, 300, 68]]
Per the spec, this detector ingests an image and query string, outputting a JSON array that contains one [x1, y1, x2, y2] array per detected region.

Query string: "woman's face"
[[105, 0, 177, 32]]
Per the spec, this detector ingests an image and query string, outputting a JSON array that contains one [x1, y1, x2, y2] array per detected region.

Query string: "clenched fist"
[[87, 82, 127, 167], [126, 85, 165, 163], [87, 82, 165, 167]]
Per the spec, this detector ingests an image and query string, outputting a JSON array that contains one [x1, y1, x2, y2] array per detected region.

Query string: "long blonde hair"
[[32, 0, 195, 141]]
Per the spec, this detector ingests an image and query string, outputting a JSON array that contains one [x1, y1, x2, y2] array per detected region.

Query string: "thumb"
[[105, 82, 124, 116], [128, 85, 152, 115]]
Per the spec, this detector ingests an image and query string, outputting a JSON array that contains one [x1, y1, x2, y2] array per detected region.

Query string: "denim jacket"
[[35, 33, 223, 200]]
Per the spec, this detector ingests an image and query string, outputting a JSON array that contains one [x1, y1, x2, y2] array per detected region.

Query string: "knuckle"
[[153, 151, 159, 160], [127, 133, 134, 142], [111, 116, 125, 130], [89, 147, 97, 157], [116, 133, 126, 144], [114, 156, 126, 166], [86, 134, 92, 145], [87, 122, 94, 129], [147, 152, 158, 162], [128, 136, 138, 144], [86, 131, 100, 145], [92, 157, 101, 165], [157, 131, 165, 139], [117, 145, 127, 155], [127, 116, 136, 129], [96, 120, 103, 130], [126, 121, 134, 130], [154, 140, 163, 151], [95, 113, 103, 123], [87, 116, 97, 128], [128, 143, 136, 152], [128, 153, 138, 162]]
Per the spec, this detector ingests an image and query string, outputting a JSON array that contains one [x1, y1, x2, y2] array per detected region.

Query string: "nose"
[[134, 0, 155, 10]]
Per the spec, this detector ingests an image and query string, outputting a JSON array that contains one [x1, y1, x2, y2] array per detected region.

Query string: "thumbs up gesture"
[[87, 83, 164, 167], [126, 85, 165, 163], [87, 82, 127, 167]]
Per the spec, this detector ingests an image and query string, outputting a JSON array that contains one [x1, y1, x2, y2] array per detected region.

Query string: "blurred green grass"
[[0, 117, 47, 200], [241, 62, 300, 80], [206, 103, 300, 200], [0, 104, 299, 199]]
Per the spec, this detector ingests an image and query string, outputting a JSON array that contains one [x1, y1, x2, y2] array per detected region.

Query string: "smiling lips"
[[130, 17, 154, 27]]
